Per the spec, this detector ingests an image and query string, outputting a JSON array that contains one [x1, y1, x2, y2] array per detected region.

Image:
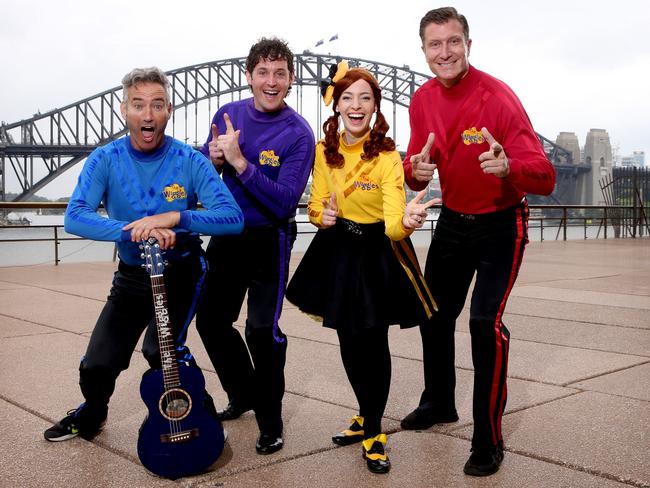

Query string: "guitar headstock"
[[141, 238, 165, 276]]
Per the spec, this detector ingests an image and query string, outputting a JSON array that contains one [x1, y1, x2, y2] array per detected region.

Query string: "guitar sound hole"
[[159, 388, 192, 421], [166, 398, 189, 418]]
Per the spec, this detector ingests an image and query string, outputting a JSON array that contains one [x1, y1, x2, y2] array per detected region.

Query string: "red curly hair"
[[322, 68, 395, 168]]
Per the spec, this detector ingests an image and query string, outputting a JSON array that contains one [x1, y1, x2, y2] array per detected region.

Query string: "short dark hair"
[[419, 7, 470, 42], [246, 37, 294, 76]]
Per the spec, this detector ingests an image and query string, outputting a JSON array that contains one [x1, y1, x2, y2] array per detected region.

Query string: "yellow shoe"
[[332, 415, 364, 446], [362, 434, 390, 474]]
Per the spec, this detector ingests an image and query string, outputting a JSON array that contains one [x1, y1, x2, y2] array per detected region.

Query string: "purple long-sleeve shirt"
[[201, 98, 315, 228]]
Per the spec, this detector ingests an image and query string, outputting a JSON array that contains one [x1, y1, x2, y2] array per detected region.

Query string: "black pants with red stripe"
[[420, 201, 528, 449]]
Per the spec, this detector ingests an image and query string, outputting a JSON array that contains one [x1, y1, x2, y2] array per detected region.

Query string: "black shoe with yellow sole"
[[362, 434, 390, 474]]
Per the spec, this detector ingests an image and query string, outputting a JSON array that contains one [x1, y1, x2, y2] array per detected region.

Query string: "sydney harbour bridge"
[[0, 54, 589, 203]]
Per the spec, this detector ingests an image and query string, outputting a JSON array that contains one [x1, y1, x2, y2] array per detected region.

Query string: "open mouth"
[[263, 90, 279, 97], [141, 126, 155, 143]]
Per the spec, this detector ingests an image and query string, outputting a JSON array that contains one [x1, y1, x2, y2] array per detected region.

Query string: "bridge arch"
[[1, 54, 577, 202]]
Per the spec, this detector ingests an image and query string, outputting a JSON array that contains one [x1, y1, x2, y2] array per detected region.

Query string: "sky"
[[2, 0, 649, 198]]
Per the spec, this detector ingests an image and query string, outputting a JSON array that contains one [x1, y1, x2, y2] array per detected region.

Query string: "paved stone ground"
[[1, 238, 649, 488]]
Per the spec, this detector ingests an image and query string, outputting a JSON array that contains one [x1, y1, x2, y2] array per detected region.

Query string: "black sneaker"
[[216, 400, 254, 421], [256, 433, 284, 454], [463, 445, 504, 476], [332, 415, 365, 446], [44, 405, 106, 442], [400, 406, 459, 430]]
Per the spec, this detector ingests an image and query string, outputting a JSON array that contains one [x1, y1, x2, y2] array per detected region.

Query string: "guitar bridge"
[[160, 428, 200, 444]]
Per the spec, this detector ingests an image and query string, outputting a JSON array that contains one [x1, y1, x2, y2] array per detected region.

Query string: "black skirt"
[[286, 218, 436, 331]]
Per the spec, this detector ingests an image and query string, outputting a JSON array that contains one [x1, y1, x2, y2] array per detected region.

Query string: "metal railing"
[[1, 202, 648, 266]]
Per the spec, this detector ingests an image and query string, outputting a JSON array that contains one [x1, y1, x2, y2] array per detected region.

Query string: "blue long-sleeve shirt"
[[200, 98, 315, 227], [65, 135, 243, 265]]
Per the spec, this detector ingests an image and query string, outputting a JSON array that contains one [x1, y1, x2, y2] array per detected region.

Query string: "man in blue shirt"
[[196, 37, 315, 455], [44, 66, 243, 442]]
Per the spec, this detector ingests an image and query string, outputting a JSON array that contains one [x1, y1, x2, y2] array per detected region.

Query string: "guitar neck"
[[150, 274, 181, 390]]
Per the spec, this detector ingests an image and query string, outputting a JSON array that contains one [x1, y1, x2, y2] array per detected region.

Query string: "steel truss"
[[1, 54, 569, 202]]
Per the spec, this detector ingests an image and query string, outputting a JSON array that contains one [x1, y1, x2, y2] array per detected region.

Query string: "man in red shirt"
[[402, 7, 555, 476]]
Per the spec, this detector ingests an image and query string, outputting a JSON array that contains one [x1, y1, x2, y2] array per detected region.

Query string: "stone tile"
[[271, 333, 575, 434], [0, 315, 58, 338], [510, 285, 650, 310], [200, 432, 630, 488], [502, 314, 650, 358], [572, 362, 650, 401], [503, 297, 649, 329], [0, 399, 176, 488], [0, 288, 102, 334], [454, 391, 650, 488], [0, 262, 115, 300]]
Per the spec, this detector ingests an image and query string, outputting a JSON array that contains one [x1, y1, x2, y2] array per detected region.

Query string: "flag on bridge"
[[329, 34, 338, 42], [315, 39, 324, 47]]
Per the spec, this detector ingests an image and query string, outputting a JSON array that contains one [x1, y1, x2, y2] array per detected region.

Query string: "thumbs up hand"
[[321, 193, 338, 228], [208, 124, 225, 168], [410, 132, 436, 182]]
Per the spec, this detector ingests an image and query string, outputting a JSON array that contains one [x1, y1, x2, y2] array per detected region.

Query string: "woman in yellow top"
[[286, 63, 437, 474]]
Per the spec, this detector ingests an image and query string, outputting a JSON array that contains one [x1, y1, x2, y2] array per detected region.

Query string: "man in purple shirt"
[[197, 37, 315, 455]]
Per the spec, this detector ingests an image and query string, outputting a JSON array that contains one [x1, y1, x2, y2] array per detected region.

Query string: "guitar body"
[[137, 361, 224, 479]]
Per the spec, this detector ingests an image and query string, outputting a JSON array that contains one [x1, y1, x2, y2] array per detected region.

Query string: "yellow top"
[[307, 132, 412, 241]]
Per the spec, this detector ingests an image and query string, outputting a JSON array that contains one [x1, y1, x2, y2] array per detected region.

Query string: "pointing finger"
[[223, 113, 235, 134], [211, 123, 219, 140], [481, 127, 503, 158], [420, 132, 435, 156]]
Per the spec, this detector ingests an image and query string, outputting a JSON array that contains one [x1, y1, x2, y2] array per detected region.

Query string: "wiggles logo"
[[259, 150, 281, 167], [462, 127, 485, 146], [353, 174, 379, 191], [163, 183, 187, 202]]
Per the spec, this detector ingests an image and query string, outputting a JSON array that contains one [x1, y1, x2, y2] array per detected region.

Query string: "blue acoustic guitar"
[[137, 239, 224, 479]]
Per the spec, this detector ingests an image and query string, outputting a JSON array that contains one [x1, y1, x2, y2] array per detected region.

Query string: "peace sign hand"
[[403, 190, 440, 229]]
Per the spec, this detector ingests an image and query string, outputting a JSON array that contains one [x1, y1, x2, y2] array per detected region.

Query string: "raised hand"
[[216, 113, 247, 174], [321, 193, 338, 228], [208, 124, 225, 168], [403, 189, 440, 229], [479, 127, 509, 178], [410, 132, 436, 182]]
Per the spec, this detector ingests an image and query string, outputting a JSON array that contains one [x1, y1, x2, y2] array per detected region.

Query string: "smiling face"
[[421, 19, 472, 88], [120, 82, 171, 152], [246, 57, 294, 113], [336, 79, 377, 143]]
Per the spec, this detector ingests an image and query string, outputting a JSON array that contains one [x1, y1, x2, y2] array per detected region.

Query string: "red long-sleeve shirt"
[[403, 65, 555, 214]]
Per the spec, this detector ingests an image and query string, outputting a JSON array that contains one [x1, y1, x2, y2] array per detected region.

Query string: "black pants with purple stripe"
[[420, 201, 528, 450], [196, 221, 296, 438]]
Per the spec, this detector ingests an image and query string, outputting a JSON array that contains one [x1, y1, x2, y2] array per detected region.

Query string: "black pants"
[[79, 252, 208, 421], [337, 327, 391, 439], [196, 222, 296, 437], [420, 201, 528, 449]]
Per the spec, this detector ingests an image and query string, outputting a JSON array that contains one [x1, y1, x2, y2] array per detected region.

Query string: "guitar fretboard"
[[151, 275, 181, 390]]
